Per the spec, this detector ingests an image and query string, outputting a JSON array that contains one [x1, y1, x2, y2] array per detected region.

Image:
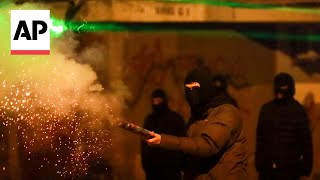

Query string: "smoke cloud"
[[0, 2, 130, 178]]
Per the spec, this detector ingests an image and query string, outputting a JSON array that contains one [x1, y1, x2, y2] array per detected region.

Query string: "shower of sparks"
[[0, 68, 113, 178]]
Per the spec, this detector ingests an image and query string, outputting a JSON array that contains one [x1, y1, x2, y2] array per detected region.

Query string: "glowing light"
[[0, 67, 112, 177], [50, 17, 67, 38]]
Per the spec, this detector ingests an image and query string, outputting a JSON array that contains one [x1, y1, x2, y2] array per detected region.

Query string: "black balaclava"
[[184, 68, 215, 120], [185, 69, 238, 125], [151, 89, 168, 113], [273, 72, 295, 102], [211, 74, 228, 95]]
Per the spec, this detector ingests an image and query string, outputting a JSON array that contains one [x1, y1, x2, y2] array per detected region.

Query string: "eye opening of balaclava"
[[151, 89, 168, 113], [211, 74, 228, 94], [274, 72, 295, 100]]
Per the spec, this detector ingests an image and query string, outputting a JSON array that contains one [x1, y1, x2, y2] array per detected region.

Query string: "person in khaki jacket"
[[146, 68, 247, 180]]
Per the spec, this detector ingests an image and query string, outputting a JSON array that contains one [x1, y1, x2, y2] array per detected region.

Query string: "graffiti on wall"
[[123, 38, 251, 108]]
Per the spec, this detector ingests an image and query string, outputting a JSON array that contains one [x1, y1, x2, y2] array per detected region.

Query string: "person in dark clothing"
[[255, 72, 313, 180], [146, 68, 247, 180], [211, 74, 238, 108], [141, 89, 186, 180]]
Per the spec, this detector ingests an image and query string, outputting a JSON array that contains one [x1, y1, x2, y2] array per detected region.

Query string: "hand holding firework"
[[116, 120, 153, 139], [105, 104, 153, 139]]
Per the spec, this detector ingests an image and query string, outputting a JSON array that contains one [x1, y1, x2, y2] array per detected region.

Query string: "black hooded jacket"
[[211, 74, 238, 108], [255, 73, 313, 177], [141, 90, 186, 176]]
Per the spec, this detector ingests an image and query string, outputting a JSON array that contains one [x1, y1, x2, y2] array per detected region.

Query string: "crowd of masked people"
[[141, 68, 313, 180]]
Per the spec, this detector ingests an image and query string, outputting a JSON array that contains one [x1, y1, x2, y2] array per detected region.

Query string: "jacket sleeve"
[[255, 105, 267, 172], [141, 116, 152, 169], [170, 114, 187, 137], [297, 107, 313, 176], [158, 105, 240, 157]]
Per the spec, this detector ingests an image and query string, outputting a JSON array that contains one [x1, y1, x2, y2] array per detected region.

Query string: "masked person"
[[146, 68, 247, 180], [211, 74, 238, 108], [255, 72, 313, 180], [141, 89, 186, 180]]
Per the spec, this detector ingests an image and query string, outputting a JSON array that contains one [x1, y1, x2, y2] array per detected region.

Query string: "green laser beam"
[[1, 13, 319, 42], [242, 31, 320, 41], [51, 20, 320, 42], [146, 0, 320, 14], [3, 1, 320, 43], [152, 0, 281, 8], [1, 0, 320, 14]]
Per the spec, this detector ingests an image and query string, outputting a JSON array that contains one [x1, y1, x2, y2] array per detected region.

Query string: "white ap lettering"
[[13, 20, 48, 40]]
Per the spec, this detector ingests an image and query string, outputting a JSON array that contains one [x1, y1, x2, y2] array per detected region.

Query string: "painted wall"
[[96, 31, 319, 180]]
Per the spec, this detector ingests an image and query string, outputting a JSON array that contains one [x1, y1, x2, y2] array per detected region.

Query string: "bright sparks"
[[0, 69, 112, 177]]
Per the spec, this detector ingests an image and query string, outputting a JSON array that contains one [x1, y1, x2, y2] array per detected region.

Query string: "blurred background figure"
[[211, 74, 238, 108], [303, 92, 320, 133], [303, 92, 320, 180], [255, 72, 313, 180], [141, 89, 186, 180]]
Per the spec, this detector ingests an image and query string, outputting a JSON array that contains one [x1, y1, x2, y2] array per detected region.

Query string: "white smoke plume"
[[0, 2, 131, 178]]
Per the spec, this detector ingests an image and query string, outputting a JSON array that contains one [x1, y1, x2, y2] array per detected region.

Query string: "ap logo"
[[11, 10, 50, 55]]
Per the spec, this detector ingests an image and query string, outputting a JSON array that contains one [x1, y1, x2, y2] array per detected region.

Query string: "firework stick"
[[105, 106, 153, 139], [116, 120, 153, 139]]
